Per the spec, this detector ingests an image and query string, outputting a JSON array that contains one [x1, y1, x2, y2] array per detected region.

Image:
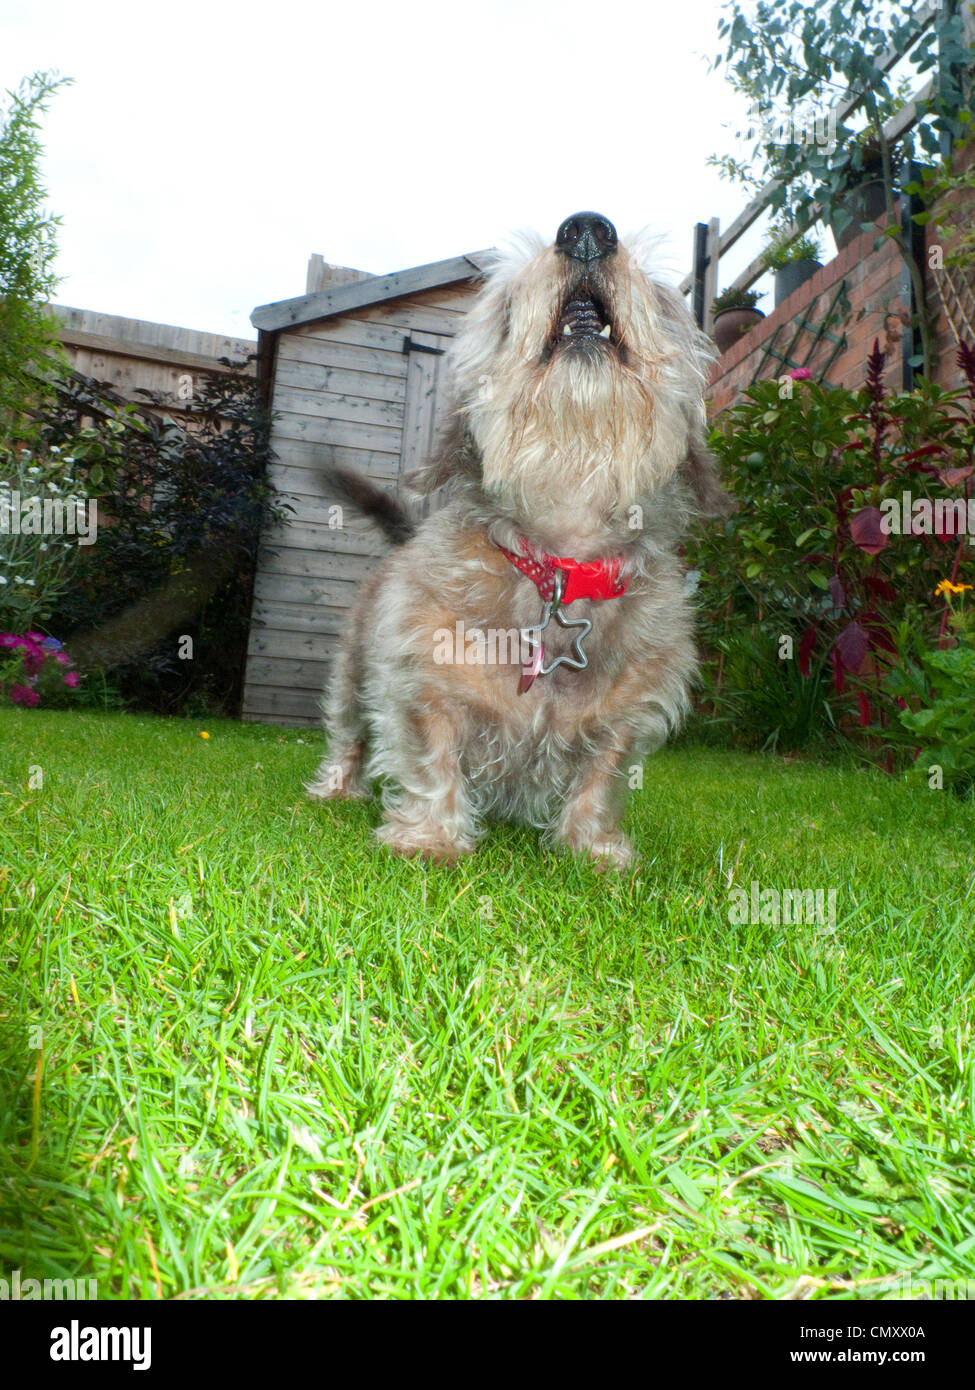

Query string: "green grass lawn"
[[1, 708, 973, 1300]]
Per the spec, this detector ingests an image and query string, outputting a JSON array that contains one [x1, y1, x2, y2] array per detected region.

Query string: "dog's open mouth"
[[550, 288, 616, 353]]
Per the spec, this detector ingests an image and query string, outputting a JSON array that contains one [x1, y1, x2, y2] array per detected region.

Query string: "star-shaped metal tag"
[[518, 570, 593, 692]]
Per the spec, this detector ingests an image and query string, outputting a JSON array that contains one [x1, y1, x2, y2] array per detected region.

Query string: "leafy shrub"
[[37, 362, 284, 716], [0, 444, 89, 630], [881, 589, 975, 796], [692, 344, 975, 758], [886, 639, 975, 795]]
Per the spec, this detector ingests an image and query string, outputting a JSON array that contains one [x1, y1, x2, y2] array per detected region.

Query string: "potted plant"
[[762, 230, 823, 306], [708, 3, 972, 373], [828, 134, 888, 250], [711, 287, 765, 353]]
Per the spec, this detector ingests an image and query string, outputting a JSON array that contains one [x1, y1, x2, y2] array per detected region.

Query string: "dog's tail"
[[322, 465, 415, 546]]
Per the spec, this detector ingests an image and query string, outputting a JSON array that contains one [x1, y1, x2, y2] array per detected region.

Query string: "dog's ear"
[[681, 437, 734, 519]]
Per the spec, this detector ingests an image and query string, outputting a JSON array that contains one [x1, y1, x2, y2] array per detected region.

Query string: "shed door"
[[401, 330, 453, 513]]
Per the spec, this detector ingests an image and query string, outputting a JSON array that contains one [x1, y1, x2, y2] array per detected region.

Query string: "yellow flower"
[[199, 731, 210, 740], [935, 580, 973, 597]]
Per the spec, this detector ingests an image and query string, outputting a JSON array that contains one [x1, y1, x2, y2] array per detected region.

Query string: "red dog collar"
[[498, 542, 628, 604]]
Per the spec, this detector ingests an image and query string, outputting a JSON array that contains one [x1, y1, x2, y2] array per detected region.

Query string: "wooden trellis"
[[934, 262, 975, 345], [748, 281, 852, 386]]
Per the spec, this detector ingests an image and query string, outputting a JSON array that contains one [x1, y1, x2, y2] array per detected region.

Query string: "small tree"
[[710, 1, 973, 373], [0, 71, 70, 444]]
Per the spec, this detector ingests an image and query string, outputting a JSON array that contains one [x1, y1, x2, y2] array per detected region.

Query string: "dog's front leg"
[[550, 738, 637, 871], [375, 704, 478, 864]]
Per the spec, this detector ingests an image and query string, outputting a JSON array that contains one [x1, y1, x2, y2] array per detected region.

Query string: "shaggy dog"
[[307, 212, 725, 868]]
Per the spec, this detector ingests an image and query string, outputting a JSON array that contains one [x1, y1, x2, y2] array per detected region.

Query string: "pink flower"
[[789, 368, 813, 380], [64, 671, 80, 688], [10, 684, 40, 706], [2, 635, 42, 655], [54, 652, 70, 665]]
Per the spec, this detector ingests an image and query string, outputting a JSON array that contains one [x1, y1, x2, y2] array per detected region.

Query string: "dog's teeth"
[[599, 323, 611, 338], [563, 323, 573, 336]]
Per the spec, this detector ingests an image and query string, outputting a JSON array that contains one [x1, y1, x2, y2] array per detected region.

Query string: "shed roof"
[[251, 249, 496, 333]]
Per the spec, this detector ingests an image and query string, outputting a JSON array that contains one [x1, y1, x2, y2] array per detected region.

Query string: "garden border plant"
[[36, 362, 287, 717], [692, 341, 975, 782], [4, 358, 285, 717]]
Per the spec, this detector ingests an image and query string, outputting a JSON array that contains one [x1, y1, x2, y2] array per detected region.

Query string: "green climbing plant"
[[709, 1, 974, 374]]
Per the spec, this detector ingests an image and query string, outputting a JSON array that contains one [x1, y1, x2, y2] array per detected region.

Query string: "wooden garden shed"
[[242, 247, 493, 726]]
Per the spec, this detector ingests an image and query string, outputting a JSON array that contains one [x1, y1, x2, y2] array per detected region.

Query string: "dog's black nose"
[[555, 212, 618, 262]]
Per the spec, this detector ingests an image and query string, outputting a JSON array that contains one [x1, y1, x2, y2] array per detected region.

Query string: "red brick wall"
[[708, 150, 975, 413]]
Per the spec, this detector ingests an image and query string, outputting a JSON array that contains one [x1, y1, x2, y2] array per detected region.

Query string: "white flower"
[[0, 576, 7, 585], [49, 445, 61, 454]]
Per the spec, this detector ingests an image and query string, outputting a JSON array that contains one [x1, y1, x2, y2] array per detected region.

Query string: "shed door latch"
[[402, 336, 445, 356]]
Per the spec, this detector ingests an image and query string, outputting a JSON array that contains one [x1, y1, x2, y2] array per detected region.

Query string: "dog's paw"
[[375, 820, 474, 864], [305, 753, 370, 802], [583, 834, 637, 873], [555, 826, 637, 871], [305, 777, 370, 802]]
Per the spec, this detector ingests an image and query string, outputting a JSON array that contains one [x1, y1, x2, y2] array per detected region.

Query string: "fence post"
[[692, 221, 721, 333], [703, 218, 721, 337], [692, 223, 708, 329]]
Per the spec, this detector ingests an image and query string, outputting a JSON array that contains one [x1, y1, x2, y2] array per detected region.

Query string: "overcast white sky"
[[2, 0, 759, 341]]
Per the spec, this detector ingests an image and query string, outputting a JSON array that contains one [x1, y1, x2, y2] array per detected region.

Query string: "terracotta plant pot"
[[712, 306, 765, 354], [774, 258, 822, 307]]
